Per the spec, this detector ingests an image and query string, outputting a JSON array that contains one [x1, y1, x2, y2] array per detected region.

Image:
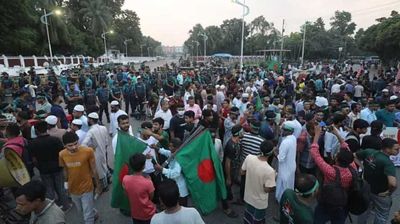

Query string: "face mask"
[[178, 110, 184, 116]]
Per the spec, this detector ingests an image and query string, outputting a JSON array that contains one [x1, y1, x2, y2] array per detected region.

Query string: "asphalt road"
[[65, 59, 400, 224]]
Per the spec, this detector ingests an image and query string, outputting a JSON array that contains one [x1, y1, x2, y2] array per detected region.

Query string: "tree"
[[79, 0, 113, 35], [329, 11, 356, 36]]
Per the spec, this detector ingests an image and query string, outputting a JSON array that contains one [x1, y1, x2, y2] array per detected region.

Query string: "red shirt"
[[310, 143, 356, 189], [122, 174, 156, 220]]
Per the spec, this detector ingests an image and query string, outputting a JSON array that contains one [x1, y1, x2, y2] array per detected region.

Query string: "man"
[[138, 122, 159, 180], [135, 76, 147, 119], [183, 111, 196, 141], [150, 179, 205, 224], [153, 138, 189, 206], [122, 77, 135, 116], [81, 112, 110, 192], [185, 96, 202, 123], [70, 119, 87, 144], [154, 99, 173, 131], [297, 122, 317, 175], [15, 180, 65, 224], [345, 119, 369, 153], [28, 121, 70, 211], [45, 115, 67, 141], [223, 124, 242, 217], [65, 82, 83, 114], [360, 100, 379, 124], [109, 100, 127, 137], [169, 106, 186, 141], [216, 85, 226, 112], [324, 113, 346, 162], [260, 110, 278, 142], [96, 82, 111, 124], [112, 114, 134, 155], [198, 109, 214, 129], [36, 95, 52, 114], [59, 132, 101, 224], [16, 111, 32, 140], [50, 94, 69, 129], [276, 122, 297, 202], [223, 107, 240, 147], [241, 140, 276, 224], [356, 138, 399, 224], [348, 103, 361, 128], [123, 153, 156, 224], [280, 174, 318, 224], [73, 105, 89, 132], [376, 99, 397, 127]]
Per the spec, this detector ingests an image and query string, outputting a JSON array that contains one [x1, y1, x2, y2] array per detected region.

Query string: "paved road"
[[66, 59, 400, 224]]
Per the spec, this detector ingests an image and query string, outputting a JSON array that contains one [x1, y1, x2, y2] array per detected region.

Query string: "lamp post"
[[232, 0, 250, 70], [123, 39, 132, 57], [199, 33, 208, 59], [40, 9, 62, 62], [192, 40, 199, 62], [140, 44, 146, 57], [338, 47, 343, 62], [101, 30, 114, 60], [301, 22, 307, 67], [147, 47, 152, 57]]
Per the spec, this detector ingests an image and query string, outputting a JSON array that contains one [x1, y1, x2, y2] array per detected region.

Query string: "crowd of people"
[[0, 60, 400, 224]]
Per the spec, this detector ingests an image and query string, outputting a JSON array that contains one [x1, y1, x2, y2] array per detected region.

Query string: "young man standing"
[[59, 132, 101, 224], [109, 100, 127, 137], [356, 138, 399, 224], [123, 153, 156, 224], [241, 140, 276, 224]]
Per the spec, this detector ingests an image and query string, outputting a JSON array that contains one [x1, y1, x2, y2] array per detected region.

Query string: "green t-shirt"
[[280, 189, 313, 224], [158, 131, 170, 149], [356, 148, 396, 194]]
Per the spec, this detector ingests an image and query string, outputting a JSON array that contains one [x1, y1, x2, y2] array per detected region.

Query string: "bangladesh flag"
[[111, 131, 147, 210], [255, 94, 263, 112], [175, 130, 227, 215]]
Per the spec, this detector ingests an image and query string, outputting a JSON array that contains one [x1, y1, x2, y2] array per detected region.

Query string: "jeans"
[[40, 171, 69, 207], [314, 203, 347, 224], [71, 192, 96, 224], [357, 193, 392, 224]]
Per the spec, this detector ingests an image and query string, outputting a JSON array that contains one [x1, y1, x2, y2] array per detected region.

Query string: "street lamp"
[[192, 40, 199, 62], [338, 47, 343, 62], [301, 22, 307, 67], [101, 30, 114, 59], [232, 0, 250, 70], [40, 9, 62, 62], [140, 44, 146, 57], [147, 47, 152, 57], [199, 33, 208, 59], [123, 39, 132, 57]]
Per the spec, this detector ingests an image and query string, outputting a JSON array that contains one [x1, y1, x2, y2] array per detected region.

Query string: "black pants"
[[240, 174, 246, 201], [132, 218, 150, 224], [99, 102, 110, 123], [179, 196, 188, 207]]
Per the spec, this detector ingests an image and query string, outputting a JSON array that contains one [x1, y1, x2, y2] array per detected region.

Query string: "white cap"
[[215, 85, 220, 89], [242, 93, 249, 98], [110, 100, 119, 106], [220, 85, 226, 90], [382, 89, 389, 92], [45, 115, 58, 125], [73, 104, 84, 112], [390, 95, 398, 100], [72, 119, 83, 126], [315, 96, 329, 107], [88, 112, 99, 119]]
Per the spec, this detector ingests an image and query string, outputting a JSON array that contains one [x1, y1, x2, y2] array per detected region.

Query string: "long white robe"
[[275, 134, 297, 201], [82, 124, 109, 179]]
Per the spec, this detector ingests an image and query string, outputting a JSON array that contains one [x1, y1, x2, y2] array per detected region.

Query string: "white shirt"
[[78, 115, 89, 132], [150, 207, 205, 224], [110, 109, 127, 136], [139, 136, 158, 174], [24, 84, 37, 97], [214, 138, 223, 162], [154, 109, 173, 130], [354, 85, 364, 97], [232, 98, 241, 109], [202, 104, 218, 113], [112, 127, 134, 154], [76, 129, 87, 145], [159, 148, 189, 197], [331, 83, 341, 94]]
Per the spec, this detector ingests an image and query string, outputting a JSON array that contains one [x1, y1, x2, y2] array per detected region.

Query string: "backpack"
[[347, 166, 371, 215], [4, 139, 34, 177], [319, 166, 348, 209]]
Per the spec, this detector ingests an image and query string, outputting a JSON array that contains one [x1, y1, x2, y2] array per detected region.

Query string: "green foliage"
[[0, 0, 161, 57]]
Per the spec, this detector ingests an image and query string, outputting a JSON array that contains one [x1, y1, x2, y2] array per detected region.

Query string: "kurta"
[[276, 134, 297, 202]]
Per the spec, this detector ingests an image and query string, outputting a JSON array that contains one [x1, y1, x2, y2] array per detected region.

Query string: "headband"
[[295, 180, 319, 196]]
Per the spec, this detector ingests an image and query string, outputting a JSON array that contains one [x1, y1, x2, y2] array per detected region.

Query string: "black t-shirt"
[[345, 132, 360, 153], [169, 115, 185, 141], [28, 135, 64, 174], [222, 138, 240, 174], [361, 135, 382, 151]]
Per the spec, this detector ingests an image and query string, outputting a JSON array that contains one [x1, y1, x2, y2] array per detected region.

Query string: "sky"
[[123, 0, 400, 46]]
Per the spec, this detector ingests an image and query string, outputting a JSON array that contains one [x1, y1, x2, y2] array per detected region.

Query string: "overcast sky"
[[123, 0, 399, 46]]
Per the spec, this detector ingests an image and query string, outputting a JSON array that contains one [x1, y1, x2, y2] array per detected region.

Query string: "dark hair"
[[223, 99, 230, 104], [15, 180, 46, 202], [6, 123, 20, 137], [336, 149, 354, 167], [34, 121, 48, 134], [260, 140, 274, 156], [295, 174, 318, 198], [62, 131, 79, 145], [202, 109, 213, 117], [17, 111, 30, 120], [370, 120, 383, 136], [141, 121, 153, 129], [153, 117, 164, 127], [117, 114, 129, 123], [350, 103, 359, 111], [188, 96, 194, 101], [158, 179, 180, 208], [129, 153, 146, 172], [388, 99, 397, 106], [353, 119, 369, 130], [184, 111, 195, 119], [382, 138, 398, 150], [170, 138, 182, 149], [207, 95, 213, 101], [332, 113, 346, 124]]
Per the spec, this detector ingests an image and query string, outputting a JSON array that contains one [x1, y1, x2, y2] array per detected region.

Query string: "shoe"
[[224, 209, 238, 218]]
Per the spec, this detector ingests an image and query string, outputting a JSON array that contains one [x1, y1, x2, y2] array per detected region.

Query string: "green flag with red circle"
[[175, 130, 227, 215], [111, 131, 147, 210]]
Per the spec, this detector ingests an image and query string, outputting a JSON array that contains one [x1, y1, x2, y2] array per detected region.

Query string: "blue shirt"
[[376, 109, 395, 127], [50, 105, 68, 129]]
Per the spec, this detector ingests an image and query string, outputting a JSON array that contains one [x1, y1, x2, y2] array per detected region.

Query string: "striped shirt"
[[240, 133, 265, 162]]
